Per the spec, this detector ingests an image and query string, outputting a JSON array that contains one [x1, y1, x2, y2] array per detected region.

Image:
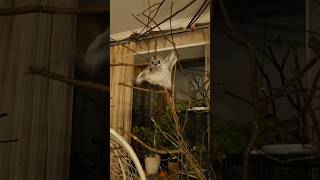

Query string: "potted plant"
[[131, 101, 189, 175], [167, 155, 179, 173], [131, 126, 162, 174], [144, 153, 161, 174]]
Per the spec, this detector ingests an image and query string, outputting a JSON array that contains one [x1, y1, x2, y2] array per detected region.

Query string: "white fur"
[[136, 51, 177, 89]]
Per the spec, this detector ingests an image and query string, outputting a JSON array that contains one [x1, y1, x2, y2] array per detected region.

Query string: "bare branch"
[[186, 0, 209, 28], [268, 46, 299, 110], [26, 66, 108, 93], [110, 62, 148, 67], [118, 82, 166, 93], [140, 0, 196, 37], [123, 131, 183, 154], [261, 55, 320, 104], [220, 89, 254, 106]]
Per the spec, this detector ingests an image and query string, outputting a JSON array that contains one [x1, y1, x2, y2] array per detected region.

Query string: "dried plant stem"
[[123, 131, 182, 154], [150, 117, 180, 148], [110, 63, 148, 67], [121, 84, 206, 179], [140, 0, 196, 37], [26, 66, 108, 93], [118, 83, 166, 93], [162, 91, 206, 180], [162, 92, 182, 136], [139, 13, 175, 46], [138, 0, 166, 34]]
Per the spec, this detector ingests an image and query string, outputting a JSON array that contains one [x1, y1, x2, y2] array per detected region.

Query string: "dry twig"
[[110, 62, 148, 67], [118, 83, 166, 93], [26, 66, 108, 93], [123, 131, 183, 154]]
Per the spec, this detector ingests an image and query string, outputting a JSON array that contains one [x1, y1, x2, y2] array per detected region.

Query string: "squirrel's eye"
[[158, 61, 161, 64], [151, 61, 153, 64]]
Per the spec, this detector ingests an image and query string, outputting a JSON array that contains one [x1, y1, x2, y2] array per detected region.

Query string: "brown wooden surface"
[[0, 0, 76, 179]]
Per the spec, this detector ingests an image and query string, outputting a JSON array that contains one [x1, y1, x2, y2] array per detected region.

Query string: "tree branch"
[[118, 82, 166, 93], [26, 66, 108, 93], [123, 131, 183, 154], [110, 62, 148, 67], [140, 0, 196, 37]]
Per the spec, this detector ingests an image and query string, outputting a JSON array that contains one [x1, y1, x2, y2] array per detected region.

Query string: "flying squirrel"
[[135, 51, 178, 90]]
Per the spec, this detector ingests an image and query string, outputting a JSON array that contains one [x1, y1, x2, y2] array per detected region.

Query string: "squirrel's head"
[[148, 55, 163, 71]]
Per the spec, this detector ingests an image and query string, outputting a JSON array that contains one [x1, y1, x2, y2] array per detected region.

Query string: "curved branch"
[[124, 131, 183, 155], [119, 83, 166, 93], [26, 66, 108, 93]]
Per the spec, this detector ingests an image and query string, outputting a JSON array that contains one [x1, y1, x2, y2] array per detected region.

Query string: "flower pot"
[[168, 161, 179, 173], [144, 154, 161, 174]]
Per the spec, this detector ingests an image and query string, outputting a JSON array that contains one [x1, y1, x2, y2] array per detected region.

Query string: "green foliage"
[[175, 101, 188, 113], [132, 126, 155, 146], [132, 101, 189, 156]]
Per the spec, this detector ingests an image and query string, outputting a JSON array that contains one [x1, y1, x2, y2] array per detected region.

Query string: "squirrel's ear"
[[168, 51, 177, 62]]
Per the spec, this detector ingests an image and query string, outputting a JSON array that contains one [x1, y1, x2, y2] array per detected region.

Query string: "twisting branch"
[[110, 62, 148, 67], [256, 58, 277, 117], [140, 0, 196, 37], [139, 12, 175, 46], [137, 0, 166, 34], [119, 83, 166, 93], [123, 131, 183, 154], [263, 57, 320, 103], [26, 66, 108, 93], [268, 46, 299, 110], [0, 5, 108, 16]]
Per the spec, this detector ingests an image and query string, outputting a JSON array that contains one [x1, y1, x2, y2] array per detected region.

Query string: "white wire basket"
[[110, 128, 146, 180]]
